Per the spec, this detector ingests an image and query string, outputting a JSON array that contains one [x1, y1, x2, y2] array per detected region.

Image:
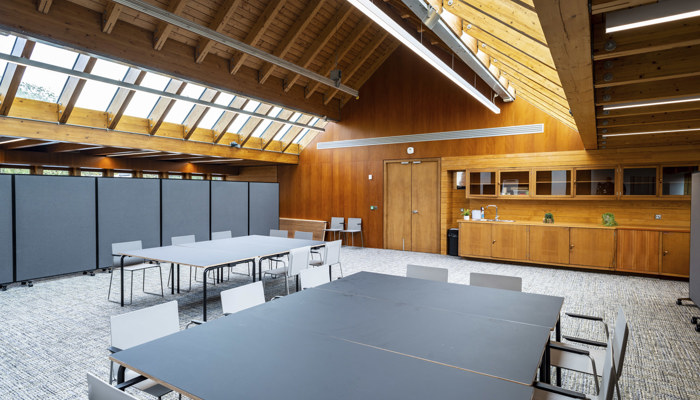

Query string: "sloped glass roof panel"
[[250, 106, 282, 138], [198, 93, 235, 130], [181, 83, 205, 99], [30, 42, 78, 69], [74, 80, 119, 111], [90, 59, 129, 80], [273, 112, 302, 141], [226, 100, 260, 133], [123, 72, 170, 118], [0, 34, 17, 82], [18, 67, 68, 103], [293, 117, 319, 144], [163, 83, 207, 124]]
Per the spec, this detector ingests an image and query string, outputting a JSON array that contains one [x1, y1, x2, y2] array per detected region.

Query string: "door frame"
[[383, 158, 441, 252]]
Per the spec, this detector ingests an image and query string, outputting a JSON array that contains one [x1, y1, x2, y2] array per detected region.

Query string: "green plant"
[[463, 209, 471, 216], [543, 212, 554, 223], [602, 212, 618, 227]]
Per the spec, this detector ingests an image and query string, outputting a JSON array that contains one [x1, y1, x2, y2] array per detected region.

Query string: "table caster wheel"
[[677, 299, 683, 305], [27, 281, 33, 287], [692, 316, 699, 324]]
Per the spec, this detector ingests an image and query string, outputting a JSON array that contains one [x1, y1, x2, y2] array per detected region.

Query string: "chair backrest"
[[220, 281, 265, 315], [87, 372, 138, 400], [329, 217, 344, 230], [171, 234, 195, 245], [294, 231, 313, 240], [269, 229, 288, 238], [599, 339, 617, 400], [346, 218, 362, 230], [470, 272, 522, 292], [288, 246, 311, 277], [299, 267, 331, 289], [110, 301, 180, 350], [406, 264, 449, 282], [613, 306, 629, 377], [111, 240, 145, 267], [212, 230, 232, 240], [323, 240, 342, 266]]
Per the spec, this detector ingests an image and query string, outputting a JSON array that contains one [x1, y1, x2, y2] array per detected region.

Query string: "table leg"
[[177, 264, 180, 294], [170, 264, 174, 295], [540, 338, 551, 384], [120, 255, 126, 307], [203, 267, 209, 322], [556, 317, 561, 385]]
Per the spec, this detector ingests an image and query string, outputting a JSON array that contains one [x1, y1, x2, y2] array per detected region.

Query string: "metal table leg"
[[120, 255, 126, 307], [556, 317, 561, 385]]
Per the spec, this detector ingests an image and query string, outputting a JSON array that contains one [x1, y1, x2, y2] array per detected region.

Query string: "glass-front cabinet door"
[[621, 167, 658, 197], [499, 170, 530, 197], [661, 165, 697, 197], [534, 169, 572, 197], [574, 168, 616, 198], [468, 171, 497, 197]]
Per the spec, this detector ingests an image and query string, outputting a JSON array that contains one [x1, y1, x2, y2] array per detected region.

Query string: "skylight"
[[164, 83, 205, 124], [198, 92, 235, 130], [74, 59, 127, 111], [293, 117, 319, 144], [124, 72, 170, 118], [19, 43, 80, 103], [227, 100, 260, 134], [250, 106, 282, 138], [273, 112, 302, 141], [0, 34, 17, 82]]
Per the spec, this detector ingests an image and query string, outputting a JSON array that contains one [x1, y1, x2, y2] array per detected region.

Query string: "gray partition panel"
[[0, 175, 13, 284], [249, 182, 279, 235], [15, 175, 97, 280], [97, 178, 160, 268], [161, 180, 210, 244], [690, 173, 700, 303], [211, 181, 248, 237]]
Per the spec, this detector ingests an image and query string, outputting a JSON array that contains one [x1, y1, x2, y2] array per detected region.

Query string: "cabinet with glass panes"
[[499, 170, 530, 197], [534, 169, 571, 197], [468, 171, 497, 197], [574, 168, 616, 197], [662, 165, 698, 197], [621, 167, 657, 197]]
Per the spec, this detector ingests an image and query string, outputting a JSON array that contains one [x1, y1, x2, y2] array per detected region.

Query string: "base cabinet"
[[529, 226, 570, 264], [568, 228, 616, 269], [661, 232, 690, 277], [616, 230, 659, 274], [492, 224, 528, 260], [459, 223, 492, 257]]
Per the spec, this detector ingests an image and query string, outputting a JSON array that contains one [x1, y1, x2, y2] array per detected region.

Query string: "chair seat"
[[533, 388, 580, 400], [264, 266, 288, 276], [324, 228, 341, 232], [550, 340, 605, 376], [120, 263, 160, 272], [308, 259, 324, 267], [341, 229, 361, 233], [124, 369, 171, 397]]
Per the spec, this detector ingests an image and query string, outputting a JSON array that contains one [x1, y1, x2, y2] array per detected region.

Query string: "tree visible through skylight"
[[19, 42, 79, 102], [0, 34, 17, 82]]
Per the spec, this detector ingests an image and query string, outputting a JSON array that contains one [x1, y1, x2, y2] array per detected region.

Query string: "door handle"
[[412, 210, 419, 214]]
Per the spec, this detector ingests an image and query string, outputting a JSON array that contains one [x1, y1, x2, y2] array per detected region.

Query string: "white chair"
[[221, 281, 266, 315], [341, 218, 363, 247], [470, 272, 522, 292], [406, 264, 448, 282], [324, 217, 344, 241], [308, 240, 343, 278], [167, 234, 198, 290], [299, 266, 331, 289], [269, 229, 288, 238], [87, 372, 139, 400], [108, 241, 164, 305], [550, 307, 629, 385], [109, 301, 180, 399], [263, 246, 311, 295], [294, 231, 313, 240], [212, 230, 232, 240]]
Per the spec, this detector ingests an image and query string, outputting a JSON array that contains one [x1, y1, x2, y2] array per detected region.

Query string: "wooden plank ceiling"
[[535, 0, 700, 149]]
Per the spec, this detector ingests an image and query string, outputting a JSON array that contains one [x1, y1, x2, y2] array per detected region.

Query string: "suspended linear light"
[[347, 0, 500, 114], [606, 0, 700, 33], [603, 96, 700, 111], [602, 127, 700, 138]]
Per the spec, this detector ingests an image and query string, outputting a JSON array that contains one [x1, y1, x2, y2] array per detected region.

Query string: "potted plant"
[[463, 209, 471, 220], [543, 212, 554, 223], [602, 212, 618, 227]]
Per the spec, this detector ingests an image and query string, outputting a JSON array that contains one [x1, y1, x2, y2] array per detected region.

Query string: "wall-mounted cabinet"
[[662, 166, 697, 197], [621, 167, 657, 198], [574, 168, 617, 198], [534, 169, 571, 197], [499, 170, 530, 197], [468, 171, 497, 197]]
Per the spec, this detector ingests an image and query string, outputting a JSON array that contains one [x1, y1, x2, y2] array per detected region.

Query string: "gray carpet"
[[0, 247, 698, 399]]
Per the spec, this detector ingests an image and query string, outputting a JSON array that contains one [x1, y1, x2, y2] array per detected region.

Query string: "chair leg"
[[129, 271, 134, 305], [360, 232, 364, 247], [107, 268, 115, 301], [338, 261, 344, 277], [285, 275, 289, 295], [159, 266, 164, 297]]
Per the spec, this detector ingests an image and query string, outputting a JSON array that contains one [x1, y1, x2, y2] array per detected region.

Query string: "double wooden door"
[[384, 159, 439, 253]]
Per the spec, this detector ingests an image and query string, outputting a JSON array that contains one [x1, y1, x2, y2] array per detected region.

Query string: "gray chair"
[[308, 240, 343, 278], [87, 372, 139, 400], [294, 231, 313, 240], [263, 246, 311, 295], [406, 264, 448, 282], [269, 229, 288, 238], [167, 235, 197, 290], [212, 230, 232, 240], [340, 218, 363, 247], [470, 272, 522, 292], [108, 241, 164, 305], [323, 217, 344, 240]]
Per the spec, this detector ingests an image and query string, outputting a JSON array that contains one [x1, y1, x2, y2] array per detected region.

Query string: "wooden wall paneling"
[[616, 229, 660, 273]]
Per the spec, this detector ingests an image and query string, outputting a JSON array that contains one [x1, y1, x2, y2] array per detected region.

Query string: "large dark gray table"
[[114, 235, 324, 320]]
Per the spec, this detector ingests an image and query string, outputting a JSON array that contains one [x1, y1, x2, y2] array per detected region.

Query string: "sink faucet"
[[487, 205, 499, 221]]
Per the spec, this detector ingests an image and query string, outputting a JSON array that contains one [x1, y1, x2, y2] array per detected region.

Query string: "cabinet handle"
[[492, 240, 496, 244], [412, 210, 419, 214], [569, 244, 575, 249], [663, 250, 669, 256]]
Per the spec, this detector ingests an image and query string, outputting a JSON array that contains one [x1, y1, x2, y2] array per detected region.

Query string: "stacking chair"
[[308, 240, 343, 278], [294, 231, 313, 240], [269, 229, 288, 238], [470, 272, 522, 292], [323, 217, 344, 241], [212, 230, 232, 240], [263, 246, 311, 295], [87, 373, 139, 400], [341, 218, 363, 247], [550, 307, 629, 387], [167, 235, 197, 290], [109, 301, 180, 399], [220, 281, 266, 315], [299, 266, 331, 290], [406, 264, 448, 282], [108, 241, 164, 305]]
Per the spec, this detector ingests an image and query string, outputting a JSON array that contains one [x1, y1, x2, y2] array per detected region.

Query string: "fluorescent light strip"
[[602, 127, 700, 138], [603, 96, 700, 111], [607, 10, 700, 32], [606, 0, 700, 33], [348, 0, 500, 114]]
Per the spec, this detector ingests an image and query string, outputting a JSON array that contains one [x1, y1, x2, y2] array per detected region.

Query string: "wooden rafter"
[[341, 41, 400, 107], [82, 147, 130, 156], [102, 1, 123, 34], [260, 109, 293, 150], [596, 77, 700, 106], [106, 68, 146, 130], [283, 2, 354, 93], [238, 104, 272, 146], [57, 55, 97, 124], [591, 0, 658, 15], [0, 38, 35, 116], [195, 0, 244, 64], [37, 0, 52, 14], [491, 56, 564, 99], [183, 88, 220, 140], [461, 0, 547, 44], [258, 0, 327, 85], [153, 0, 190, 51], [498, 67, 568, 109], [305, 19, 372, 100], [212, 97, 247, 144], [471, 35, 559, 84], [229, 0, 286, 75], [147, 79, 186, 135], [533, 0, 596, 149], [281, 115, 315, 153]]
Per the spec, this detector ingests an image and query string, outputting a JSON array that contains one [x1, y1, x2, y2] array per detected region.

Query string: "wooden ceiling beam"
[[283, 2, 354, 93], [533, 0, 596, 149], [153, 0, 189, 51], [305, 19, 373, 100], [596, 101, 700, 118], [598, 109, 700, 128], [510, 84, 577, 128], [106, 68, 146, 130], [212, 97, 247, 144], [42, 143, 103, 153], [592, 15, 700, 61], [57, 55, 97, 124], [596, 77, 700, 106], [594, 44, 700, 88], [183, 88, 220, 140], [324, 32, 389, 106], [102, 1, 123, 34], [0, 116, 299, 164], [195, 0, 244, 64], [0, 38, 35, 116], [229, 0, 286, 75], [590, 0, 658, 15], [238, 104, 272, 146], [82, 147, 130, 156], [342, 41, 400, 107], [147, 79, 186, 135], [37, 0, 53, 14], [258, 0, 326, 85], [461, 0, 547, 44]]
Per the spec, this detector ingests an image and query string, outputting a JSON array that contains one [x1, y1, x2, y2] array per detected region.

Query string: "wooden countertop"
[[457, 220, 689, 232]]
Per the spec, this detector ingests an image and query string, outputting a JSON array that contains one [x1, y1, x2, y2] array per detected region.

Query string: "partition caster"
[[692, 316, 699, 324], [696, 324, 700, 333], [677, 299, 683, 305], [27, 281, 33, 287], [0, 285, 6, 291], [90, 271, 95, 276], [21, 281, 27, 286], [677, 298, 692, 306]]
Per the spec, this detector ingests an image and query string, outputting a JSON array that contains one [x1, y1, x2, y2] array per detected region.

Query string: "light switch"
[[368, 174, 373, 180]]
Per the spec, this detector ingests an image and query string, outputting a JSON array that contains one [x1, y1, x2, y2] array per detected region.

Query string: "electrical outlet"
[[370, 205, 377, 210], [655, 214, 662, 220]]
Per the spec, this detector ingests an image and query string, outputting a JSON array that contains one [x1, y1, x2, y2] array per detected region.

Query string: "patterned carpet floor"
[[0, 246, 698, 399]]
